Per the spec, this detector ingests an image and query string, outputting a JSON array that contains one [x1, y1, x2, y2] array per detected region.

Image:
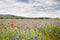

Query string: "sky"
[[0, 0, 60, 18]]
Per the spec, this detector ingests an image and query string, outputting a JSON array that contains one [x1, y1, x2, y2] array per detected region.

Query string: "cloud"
[[0, 0, 60, 18], [17, 0, 29, 3]]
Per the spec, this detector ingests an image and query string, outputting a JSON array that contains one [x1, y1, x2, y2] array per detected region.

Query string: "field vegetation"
[[0, 19, 60, 40]]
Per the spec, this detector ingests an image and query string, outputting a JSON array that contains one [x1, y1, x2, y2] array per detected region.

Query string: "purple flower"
[[13, 36, 19, 40], [34, 36, 39, 40], [24, 24, 29, 30], [35, 24, 40, 29], [14, 37, 17, 40]]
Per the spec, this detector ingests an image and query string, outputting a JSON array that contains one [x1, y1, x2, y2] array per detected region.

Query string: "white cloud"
[[0, 0, 60, 18]]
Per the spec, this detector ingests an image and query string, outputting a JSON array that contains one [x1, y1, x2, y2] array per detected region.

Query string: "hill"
[[0, 14, 59, 19]]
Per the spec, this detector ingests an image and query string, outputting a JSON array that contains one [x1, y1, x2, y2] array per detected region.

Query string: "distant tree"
[[56, 18, 59, 19]]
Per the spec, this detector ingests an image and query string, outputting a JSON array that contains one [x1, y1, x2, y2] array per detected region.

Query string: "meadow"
[[0, 19, 60, 40]]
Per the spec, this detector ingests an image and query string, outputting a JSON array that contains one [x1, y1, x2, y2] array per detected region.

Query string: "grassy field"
[[0, 19, 60, 40]]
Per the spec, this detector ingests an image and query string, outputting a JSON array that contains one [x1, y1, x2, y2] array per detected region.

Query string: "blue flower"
[[13, 37, 17, 40], [35, 24, 40, 29], [14, 36, 19, 40], [34, 36, 39, 40]]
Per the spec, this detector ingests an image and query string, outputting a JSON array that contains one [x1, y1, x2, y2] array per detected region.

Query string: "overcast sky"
[[0, 0, 60, 18]]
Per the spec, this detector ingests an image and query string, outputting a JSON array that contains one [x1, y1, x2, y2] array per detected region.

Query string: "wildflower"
[[0, 27, 2, 30], [34, 36, 39, 40], [14, 36, 19, 40], [35, 24, 40, 29], [24, 25, 29, 30], [14, 37, 17, 40], [9, 23, 15, 27], [24, 26, 28, 30]]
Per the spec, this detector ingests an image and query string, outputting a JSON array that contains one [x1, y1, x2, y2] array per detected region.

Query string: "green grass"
[[0, 23, 60, 40]]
